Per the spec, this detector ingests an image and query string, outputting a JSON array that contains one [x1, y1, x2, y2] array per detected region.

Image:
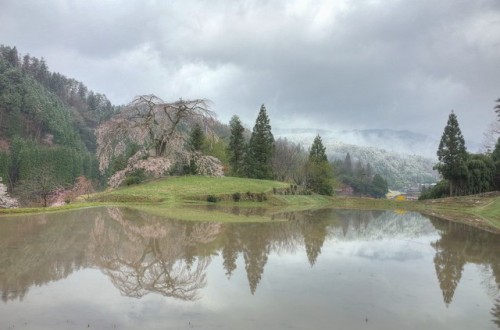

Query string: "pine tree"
[[189, 123, 204, 151], [245, 105, 274, 179], [495, 98, 500, 120], [305, 135, 334, 195], [343, 153, 352, 175], [491, 137, 500, 189], [309, 135, 328, 163], [371, 174, 388, 198], [227, 115, 246, 177], [435, 111, 468, 196]]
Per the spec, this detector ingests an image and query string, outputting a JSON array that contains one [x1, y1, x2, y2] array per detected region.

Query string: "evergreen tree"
[[305, 135, 334, 195], [371, 174, 388, 198], [343, 153, 352, 175], [495, 98, 500, 120], [189, 123, 204, 151], [490, 137, 500, 188], [227, 115, 246, 177], [466, 154, 495, 194], [435, 111, 468, 196], [309, 135, 328, 163], [245, 105, 274, 179]]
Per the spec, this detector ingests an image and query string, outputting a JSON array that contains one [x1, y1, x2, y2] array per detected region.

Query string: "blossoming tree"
[[96, 95, 223, 187]]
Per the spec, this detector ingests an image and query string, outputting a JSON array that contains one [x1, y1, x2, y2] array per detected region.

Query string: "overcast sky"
[[1, 0, 499, 142]]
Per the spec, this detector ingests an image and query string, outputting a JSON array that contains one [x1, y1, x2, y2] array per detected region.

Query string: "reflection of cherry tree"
[[88, 208, 221, 301]]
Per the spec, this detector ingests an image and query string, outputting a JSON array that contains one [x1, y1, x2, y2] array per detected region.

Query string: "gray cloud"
[[1, 0, 499, 143]]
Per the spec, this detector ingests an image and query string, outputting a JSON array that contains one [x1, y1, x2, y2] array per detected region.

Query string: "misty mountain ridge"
[[275, 128, 441, 189], [275, 128, 481, 159]]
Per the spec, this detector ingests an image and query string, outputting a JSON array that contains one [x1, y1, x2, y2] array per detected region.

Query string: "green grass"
[[472, 198, 500, 228], [89, 176, 289, 204]]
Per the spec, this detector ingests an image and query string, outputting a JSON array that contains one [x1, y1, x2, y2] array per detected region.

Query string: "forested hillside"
[[0, 45, 118, 203]]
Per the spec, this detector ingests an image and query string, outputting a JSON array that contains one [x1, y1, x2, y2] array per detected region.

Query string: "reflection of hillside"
[[429, 216, 500, 321], [0, 210, 97, 302]]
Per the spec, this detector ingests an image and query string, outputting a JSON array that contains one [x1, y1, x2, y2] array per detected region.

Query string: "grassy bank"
[[1, 176, 499, 230]]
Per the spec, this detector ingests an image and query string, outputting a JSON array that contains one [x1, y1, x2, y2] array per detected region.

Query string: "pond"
[[0, 207, 499, 329]]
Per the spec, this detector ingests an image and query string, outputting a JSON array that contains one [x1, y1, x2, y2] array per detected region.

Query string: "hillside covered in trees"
[[0, 45, 117, 205]]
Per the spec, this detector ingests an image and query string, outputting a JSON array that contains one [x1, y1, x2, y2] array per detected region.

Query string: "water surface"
[[0, 207, 499, 329]]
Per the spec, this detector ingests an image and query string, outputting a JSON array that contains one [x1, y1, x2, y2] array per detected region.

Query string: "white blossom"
[[0, 183, 19, 208]]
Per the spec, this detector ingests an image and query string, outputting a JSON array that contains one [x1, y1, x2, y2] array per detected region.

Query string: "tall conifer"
[[435, 111, 468, 196], [305, 135, 334, 195], [245, 105, 274, 179], [227, 115, 246, 177]]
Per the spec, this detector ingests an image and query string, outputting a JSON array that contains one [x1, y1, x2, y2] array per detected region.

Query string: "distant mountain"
[[275, 129, 440, 190], [276, 128, 481, 158], [276, 128, 439, 158]]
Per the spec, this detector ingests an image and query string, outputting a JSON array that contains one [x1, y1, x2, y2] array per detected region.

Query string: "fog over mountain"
[[276, 128, 441, 189], [276, 128, 481, 159]]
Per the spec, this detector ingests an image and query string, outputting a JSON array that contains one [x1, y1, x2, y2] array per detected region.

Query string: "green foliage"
[[492, 138, 500, 189], [227, 115, 246, 177], [232, 192, 241, 202], [0, 45, 117, 198], [419, 180, 450, 200], [305, 135, 334, 196], [189, 124, 204, 151], [204, 137, 229, 166], [370, 174, 389, 198], [466, 154, 495, 194], [14, 166, 62, 207], [245, 105, 274, 179], [124, 169, 147, 186], [343, 153, 353, 175], [207, 195, 219, 203], [305, 161, 334, 196], [435, 111, 468, 196], [337, 153, 389, 198], [309, 135, 328, 163]]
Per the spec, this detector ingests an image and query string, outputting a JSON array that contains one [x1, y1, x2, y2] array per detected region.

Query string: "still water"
[[0, 207, 499, 329]]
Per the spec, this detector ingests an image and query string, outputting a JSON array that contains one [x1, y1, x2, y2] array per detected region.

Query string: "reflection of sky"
[[1, 209, 498, 330], [3, 231, 494, 330]]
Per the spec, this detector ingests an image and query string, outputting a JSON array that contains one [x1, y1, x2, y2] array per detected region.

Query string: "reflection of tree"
[[432, 237, 465, 306], [242, 224, 271, 295], [88, 208, 220, 301], [298, 209, 332, 266], [222, 225, 239, 278], [430, 217, 500, 314], [492, 298, 500, 328]]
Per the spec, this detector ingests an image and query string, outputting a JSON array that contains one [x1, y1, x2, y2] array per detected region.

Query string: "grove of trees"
[[421, 109, 500, 199], [0, 45, 115, 206]]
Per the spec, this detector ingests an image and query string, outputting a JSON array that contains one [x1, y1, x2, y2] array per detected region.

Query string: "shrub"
[[232, 192, 241, 202], [124, 176, 142, 186], [207, 195, 218, 203]]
